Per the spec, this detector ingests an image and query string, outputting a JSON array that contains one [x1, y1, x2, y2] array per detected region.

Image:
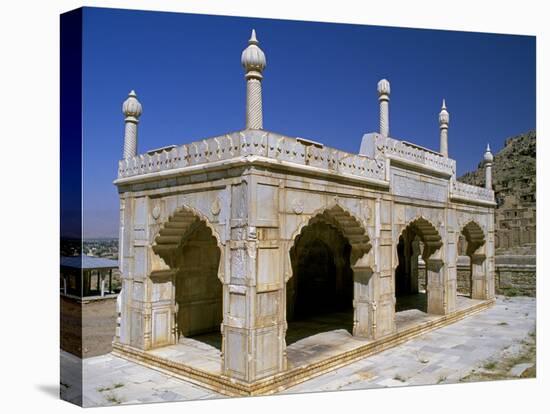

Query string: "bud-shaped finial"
[[439, 99, 449, 157], [377, 78, 391, 98], [484, 143, 494, 163], [377, 79, 390, 136], [439, 99, 449, 126], [122, 90, 143, 121], [242, 30, 266, 130], [122, 90, 142, 159], [241, 29, 266, 75]]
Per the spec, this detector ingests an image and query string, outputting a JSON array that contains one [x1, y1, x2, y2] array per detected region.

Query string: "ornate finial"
[[122, 90, 143, 120], [122, 90, 142, 159], [377, 79, 391, 136], [377, 79, 391, 97], [249, 29, 258, 45], [242, 30, 267, 130], [484, 143, 494, 163], [439, 99, 449, 157], [439, 99, 449, 126], [241, 29, 266, 74]]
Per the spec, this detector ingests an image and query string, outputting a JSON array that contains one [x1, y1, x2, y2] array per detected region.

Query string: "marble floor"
[[61, 295, 536, 407]]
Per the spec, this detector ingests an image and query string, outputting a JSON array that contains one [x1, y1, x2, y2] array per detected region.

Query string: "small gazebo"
[[60, 255, 119, 297]]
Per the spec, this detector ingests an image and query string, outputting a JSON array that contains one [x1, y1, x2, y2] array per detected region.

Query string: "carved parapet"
[[450, 180, 495, 206], [116, 130, 388, 186], [372, 134, 456, 177]]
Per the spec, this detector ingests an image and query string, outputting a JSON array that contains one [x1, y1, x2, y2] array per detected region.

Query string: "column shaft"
[[123, 121, 138, 159], [246, 78, 263, 129]]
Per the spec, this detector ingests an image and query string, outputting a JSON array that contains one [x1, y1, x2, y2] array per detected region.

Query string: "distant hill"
[[459, 130, 536, 207], [459, 130, 536, 254]]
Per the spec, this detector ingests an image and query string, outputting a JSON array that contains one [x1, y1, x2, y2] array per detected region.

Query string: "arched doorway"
[[456, 233, 471, 296], [153, 208, 223, 350], [460, 221, 486, 300], [286, 222, 353, 344], [395, 217, 444, 314], [173, 221, 222, 348], [286, 205, 371, 345]]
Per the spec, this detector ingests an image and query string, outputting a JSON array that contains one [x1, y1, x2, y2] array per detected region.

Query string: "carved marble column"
[[222, 178, 285, 382], [117, 196, 153, 350], [470, 253, 488, 299], [371, 197, 395, 337], [352, 265, 376, 338], [410, 236, 421, 293], [425, 258, 446, 315]]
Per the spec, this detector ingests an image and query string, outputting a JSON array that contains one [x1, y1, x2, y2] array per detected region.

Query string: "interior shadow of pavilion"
[[175, 221, 223, 351], [286, 222, 354, 346]]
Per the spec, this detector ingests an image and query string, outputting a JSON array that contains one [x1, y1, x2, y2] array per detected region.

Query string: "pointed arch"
[[395, 215, 447, 315], [285, 201, 374, 341], [460, 220, 486, 256], [400, 216, 443, 259], [152, 205, 224, 276], [290, 203, 371, 267]]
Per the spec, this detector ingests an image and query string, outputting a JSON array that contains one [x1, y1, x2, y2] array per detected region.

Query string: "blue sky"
[[81, 7, 535, 238]]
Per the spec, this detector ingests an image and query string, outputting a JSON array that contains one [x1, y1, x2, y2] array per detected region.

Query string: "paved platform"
[[64, 296, 535, 406]]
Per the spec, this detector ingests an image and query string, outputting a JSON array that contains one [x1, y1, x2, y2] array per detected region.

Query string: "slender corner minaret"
[[439, 99, 449, 157], [122, 90, 143, 159], [241, 29, 267, 130], [484, 143, 494, 190], [377, 79, 391, 136]]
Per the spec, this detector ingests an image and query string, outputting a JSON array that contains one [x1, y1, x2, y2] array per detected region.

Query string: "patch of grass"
[[483, 361, 497, 370], [521, 365, 536, 378], [393, 374, 407, 382], [437, 375, 447, 384], [460, 330, 536, 382], [97, 383, 125, 393], [503, 288, 519, 297], [105, 392, 122, 405]]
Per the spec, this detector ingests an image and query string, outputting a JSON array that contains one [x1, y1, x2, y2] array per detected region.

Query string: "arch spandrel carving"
[[150, 205, 225, 283], [286, 202, 373, 281], [460, 220, 487, 256], [396, 216, 444, 262]]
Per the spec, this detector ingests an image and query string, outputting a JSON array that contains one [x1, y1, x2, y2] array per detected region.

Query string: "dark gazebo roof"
[[61, 255, 118, 270]]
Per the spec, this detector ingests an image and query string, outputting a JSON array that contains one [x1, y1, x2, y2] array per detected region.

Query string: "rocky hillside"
[[459, 130, 536, 207]]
